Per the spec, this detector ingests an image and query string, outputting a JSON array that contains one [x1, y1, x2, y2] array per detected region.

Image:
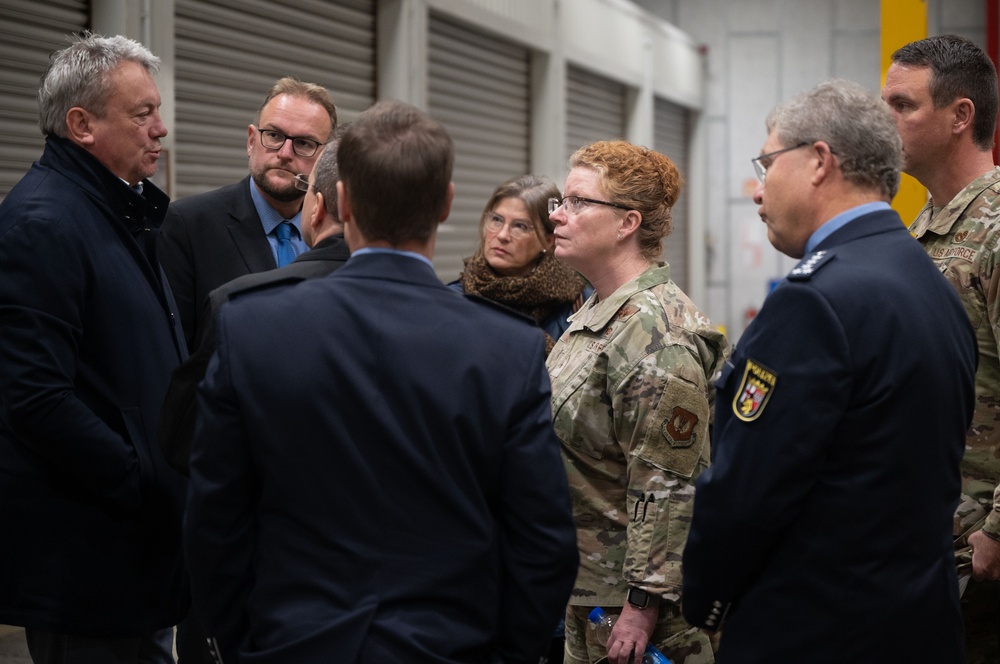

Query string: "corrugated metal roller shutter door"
[[174, 0, 375, 200], [564, 65, 626, 162], [0, 0, 88, 199], [428, 13, 531, 282], [654, 97, 691, 291]]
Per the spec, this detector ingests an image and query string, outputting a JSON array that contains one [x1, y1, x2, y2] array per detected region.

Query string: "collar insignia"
[[787, 250, 834, 281]]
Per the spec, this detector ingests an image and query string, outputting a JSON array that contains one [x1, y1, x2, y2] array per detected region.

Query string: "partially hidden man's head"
[[337, 100, 454, 245]]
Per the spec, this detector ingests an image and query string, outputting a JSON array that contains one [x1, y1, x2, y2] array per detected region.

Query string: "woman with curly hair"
[[546, 140, 729, 664]]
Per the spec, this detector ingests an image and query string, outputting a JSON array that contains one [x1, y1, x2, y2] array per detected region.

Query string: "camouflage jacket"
[[910, 166, 1000, 540], [546, 263, 729, 607]]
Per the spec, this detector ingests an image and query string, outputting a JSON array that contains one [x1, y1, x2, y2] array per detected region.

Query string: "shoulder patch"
[[732, 357, 776, 422], [662, 406, 699, 448], [787, 250, 835, 281]]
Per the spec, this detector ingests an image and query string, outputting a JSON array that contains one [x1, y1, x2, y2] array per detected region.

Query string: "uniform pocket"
[[550, 345, 613, 461]]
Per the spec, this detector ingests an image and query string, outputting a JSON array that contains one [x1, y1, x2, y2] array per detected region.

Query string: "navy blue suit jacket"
[[682, 210, 976, 663], [185, 252, 578, 664]]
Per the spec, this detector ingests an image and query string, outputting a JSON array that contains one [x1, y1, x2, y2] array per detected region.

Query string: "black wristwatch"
[[626, 586, 650, 609]]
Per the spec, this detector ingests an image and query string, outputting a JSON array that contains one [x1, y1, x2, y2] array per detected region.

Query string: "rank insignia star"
[[787, 250, 834, 280]]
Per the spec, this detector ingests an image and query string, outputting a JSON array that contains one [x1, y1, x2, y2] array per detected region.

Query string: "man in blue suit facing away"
[[184, 99, 579, 664]]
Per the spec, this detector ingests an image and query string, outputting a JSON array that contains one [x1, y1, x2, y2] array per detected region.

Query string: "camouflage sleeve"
[[613, 349, 711, 600], [983, 230, 1000, 537], [986, 483, 1000, 540]]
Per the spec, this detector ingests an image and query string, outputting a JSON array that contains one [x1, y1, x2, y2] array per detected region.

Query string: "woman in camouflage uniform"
[[546, 141, 728, 664]]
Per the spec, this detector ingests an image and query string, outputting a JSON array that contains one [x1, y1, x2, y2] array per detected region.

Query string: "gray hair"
[[766, 79, 901, 199], [38, 32, 160, 138], [312, 123, 349, 220]]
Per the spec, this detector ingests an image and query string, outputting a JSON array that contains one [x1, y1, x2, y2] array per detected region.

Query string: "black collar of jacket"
[[41, 135, 170, 235]]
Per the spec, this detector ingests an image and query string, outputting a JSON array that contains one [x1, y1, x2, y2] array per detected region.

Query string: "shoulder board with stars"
[[787, 250, 835, 281]]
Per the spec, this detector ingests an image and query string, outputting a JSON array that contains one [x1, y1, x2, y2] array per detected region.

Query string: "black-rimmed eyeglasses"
[[751, 142, 810, 183], [548, 196, 631, 215], [253, 125, 326, 158]]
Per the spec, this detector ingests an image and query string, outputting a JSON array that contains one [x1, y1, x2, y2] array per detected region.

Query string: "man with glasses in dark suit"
[[158, 76, 337, 352]]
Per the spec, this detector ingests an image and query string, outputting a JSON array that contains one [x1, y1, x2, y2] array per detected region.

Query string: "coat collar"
[[41, 136, 169, 233]]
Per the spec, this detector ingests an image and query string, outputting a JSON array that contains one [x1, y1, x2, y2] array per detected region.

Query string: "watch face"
[[627, 587, 649, 608]]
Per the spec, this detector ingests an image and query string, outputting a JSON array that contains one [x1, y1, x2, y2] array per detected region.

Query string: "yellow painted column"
[[881, 0, 928, 223]]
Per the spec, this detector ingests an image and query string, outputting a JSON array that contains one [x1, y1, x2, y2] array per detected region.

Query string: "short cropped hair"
[[337, 101, 454, 244], [569, 140, 682, 262], [312, 123, 349, 221], [476, 174, 560, 255], [255, 77, 338, 140], [766, 79, 901, 199], [38, 32, 160, 138], [892, 34, 998, 151]]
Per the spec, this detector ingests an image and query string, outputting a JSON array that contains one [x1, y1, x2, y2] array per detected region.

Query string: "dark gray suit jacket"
[[158, 176, 277, 350]]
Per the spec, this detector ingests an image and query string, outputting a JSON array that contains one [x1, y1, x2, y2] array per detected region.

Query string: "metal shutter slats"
[[174, 0, 375, 198], [655, 97, 691, 290], [428, 12, 530, 282], [0, 0, 88, 198], [565, 65, 627, 161]]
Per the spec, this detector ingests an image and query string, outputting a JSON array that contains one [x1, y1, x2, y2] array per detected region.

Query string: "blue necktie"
[[275, 221, 295, 267]]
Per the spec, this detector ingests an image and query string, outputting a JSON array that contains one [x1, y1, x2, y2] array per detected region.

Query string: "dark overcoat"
[[0, 137, 188, 635]]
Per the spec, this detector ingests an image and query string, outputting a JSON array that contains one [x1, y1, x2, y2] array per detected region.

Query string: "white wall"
[[634, 0, 988, 339]]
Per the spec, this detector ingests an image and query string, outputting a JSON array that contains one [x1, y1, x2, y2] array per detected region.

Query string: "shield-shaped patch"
[[732, 358, 776, 422], [662, 406, 698, 448]]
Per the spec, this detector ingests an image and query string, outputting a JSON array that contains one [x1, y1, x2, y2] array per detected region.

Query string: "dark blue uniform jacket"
[[683, 209, 976, 663]]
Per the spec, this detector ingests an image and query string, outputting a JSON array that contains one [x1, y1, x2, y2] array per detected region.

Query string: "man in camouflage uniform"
[[884, 35, 1000, 662]]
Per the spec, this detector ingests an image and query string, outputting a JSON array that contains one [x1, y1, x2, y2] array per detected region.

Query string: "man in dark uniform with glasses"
[[158, 76, 337, 353], [682, 79, 977, 663]]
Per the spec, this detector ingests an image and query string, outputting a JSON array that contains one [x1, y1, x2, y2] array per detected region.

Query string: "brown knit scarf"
[[459, 252, 586, 353]]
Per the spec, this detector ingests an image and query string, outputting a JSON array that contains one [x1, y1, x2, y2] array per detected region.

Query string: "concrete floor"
[[0, 626, 178, 663], [0, 627, 30, 663]]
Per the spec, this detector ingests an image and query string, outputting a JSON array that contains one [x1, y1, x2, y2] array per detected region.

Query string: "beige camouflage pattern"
[[546, 263, 729, 609], [909, 166, 1000, 541], [911, 167, 1000, 664]]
